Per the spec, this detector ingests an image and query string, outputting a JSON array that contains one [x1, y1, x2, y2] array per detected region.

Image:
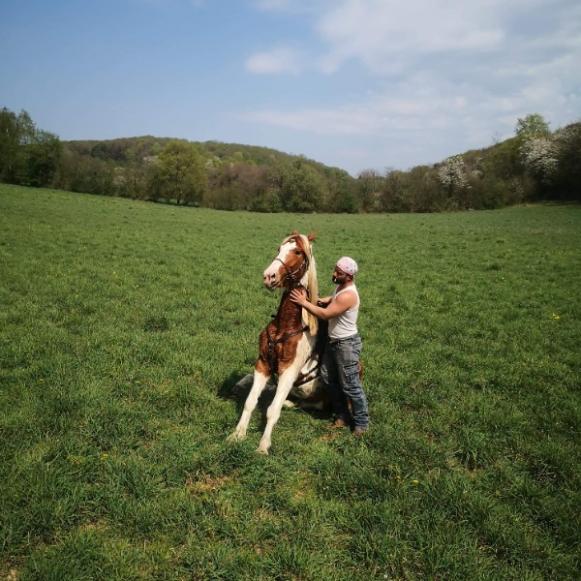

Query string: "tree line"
[[1, 106, 579, 212]]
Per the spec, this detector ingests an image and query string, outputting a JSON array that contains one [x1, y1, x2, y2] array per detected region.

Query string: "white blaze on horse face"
[[263, 239, 298, 289]]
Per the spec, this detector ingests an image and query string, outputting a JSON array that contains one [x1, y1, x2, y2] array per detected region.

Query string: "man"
[[290, 257, 369, 436]]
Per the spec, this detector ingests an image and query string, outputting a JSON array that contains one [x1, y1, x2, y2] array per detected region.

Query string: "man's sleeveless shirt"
[[328, 285, 360, 340]]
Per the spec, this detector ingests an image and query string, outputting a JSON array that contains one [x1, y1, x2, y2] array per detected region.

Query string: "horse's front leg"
[[257, 368, 297, 454], [228, 367, 271, 442]]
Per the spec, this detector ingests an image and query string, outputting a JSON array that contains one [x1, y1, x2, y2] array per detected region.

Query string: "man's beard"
[[332, 275, 345, 284]]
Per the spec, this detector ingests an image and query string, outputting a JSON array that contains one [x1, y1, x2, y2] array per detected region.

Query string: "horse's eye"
[[295, 250, 302, 255]]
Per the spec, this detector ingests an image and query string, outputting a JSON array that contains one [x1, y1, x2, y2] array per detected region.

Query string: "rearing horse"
[[228, 232, 326, 454]]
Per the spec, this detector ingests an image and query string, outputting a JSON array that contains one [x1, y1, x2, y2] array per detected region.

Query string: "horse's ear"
[[290, 229, 300, 236], [307, 232, 317, 242]]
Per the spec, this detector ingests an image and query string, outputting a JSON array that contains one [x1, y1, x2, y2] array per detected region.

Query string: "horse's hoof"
[[227, 432, 245, 443], [256, 446, 269, 455]]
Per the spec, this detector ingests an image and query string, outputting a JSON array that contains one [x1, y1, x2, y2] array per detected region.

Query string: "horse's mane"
[[288, 232, 319, 337]]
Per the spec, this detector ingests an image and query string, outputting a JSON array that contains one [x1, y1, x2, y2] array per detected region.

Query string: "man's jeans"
[[321, 334, 369, 428]]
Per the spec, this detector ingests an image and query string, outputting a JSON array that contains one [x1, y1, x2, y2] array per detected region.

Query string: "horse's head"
[[264, 231, 319, 335], [263, 232, 316, 291]]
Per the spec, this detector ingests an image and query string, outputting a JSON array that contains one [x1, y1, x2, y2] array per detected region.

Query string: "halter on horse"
[[228, 232, 327, 454]]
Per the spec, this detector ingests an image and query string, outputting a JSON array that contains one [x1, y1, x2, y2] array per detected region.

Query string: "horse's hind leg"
[[228, 369, 270, 442]]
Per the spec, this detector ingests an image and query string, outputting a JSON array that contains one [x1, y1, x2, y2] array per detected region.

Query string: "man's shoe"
[[353, 426, 368, 438]]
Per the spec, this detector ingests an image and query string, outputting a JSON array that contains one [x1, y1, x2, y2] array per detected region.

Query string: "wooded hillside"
[[1, 107, 579, 212]]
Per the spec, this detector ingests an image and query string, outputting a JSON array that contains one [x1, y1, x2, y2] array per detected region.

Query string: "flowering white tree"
[[520, 137, 558, 184], [515, 114, 558, 185], [437, 155, 470, 194]]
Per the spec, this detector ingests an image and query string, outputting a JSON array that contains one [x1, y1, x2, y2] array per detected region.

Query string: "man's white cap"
[[336, 256, 358, 276]]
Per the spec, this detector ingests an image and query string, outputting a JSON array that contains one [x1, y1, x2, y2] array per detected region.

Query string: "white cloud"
[[243, 63, 581, 169], [245, 0, 581, 171], [316, 0, 509, 74], [245, 47, 303, 74], [244, 81, 478, 138]]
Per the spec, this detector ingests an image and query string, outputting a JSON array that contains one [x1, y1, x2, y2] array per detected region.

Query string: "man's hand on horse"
[[290, 288, 308, 306]]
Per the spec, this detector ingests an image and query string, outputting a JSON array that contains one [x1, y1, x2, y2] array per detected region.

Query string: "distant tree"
[[154, 140, 207, 205], [21, 130, 62, 187], [0, 107, 62, 187], [381, 169, 407, 212], [515, 113, 550, 140], [515, 113, 558, 195], [144, 161, 163, 201], [406, 165, 442, 211], [520, 136, 558, 186], [117, 148, 148, 199], [437, 155, 471, 207], [483, 137, 522, 180], [279, 161, 326, 212], [357, 169, 382, 212], [0, 107, 21, 182], [551, 122, 581, 199], [206, 162, 270, 210], [249, 188, 282, 212], [66, 154, 115, 196], [325, 168, 356, 212]]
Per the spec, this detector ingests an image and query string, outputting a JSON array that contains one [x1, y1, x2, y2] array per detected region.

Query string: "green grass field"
[[1, 184, 580, 580]]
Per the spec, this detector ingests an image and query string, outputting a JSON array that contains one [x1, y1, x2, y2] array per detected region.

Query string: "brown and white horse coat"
[[228, 232, 326, 454]]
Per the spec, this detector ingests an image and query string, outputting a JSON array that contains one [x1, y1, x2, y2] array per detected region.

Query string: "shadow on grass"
[[218, 371, 278, 415], [218, 370, 332, 428]]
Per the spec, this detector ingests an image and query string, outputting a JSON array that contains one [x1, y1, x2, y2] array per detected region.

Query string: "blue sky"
[[1, 0, 580, 175]]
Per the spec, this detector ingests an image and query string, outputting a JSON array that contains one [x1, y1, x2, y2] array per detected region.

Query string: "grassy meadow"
[[1, 184, 580, 580]]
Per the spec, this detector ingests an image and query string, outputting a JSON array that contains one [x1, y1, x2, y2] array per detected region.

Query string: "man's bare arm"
[[290, 288, 356, 320]]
